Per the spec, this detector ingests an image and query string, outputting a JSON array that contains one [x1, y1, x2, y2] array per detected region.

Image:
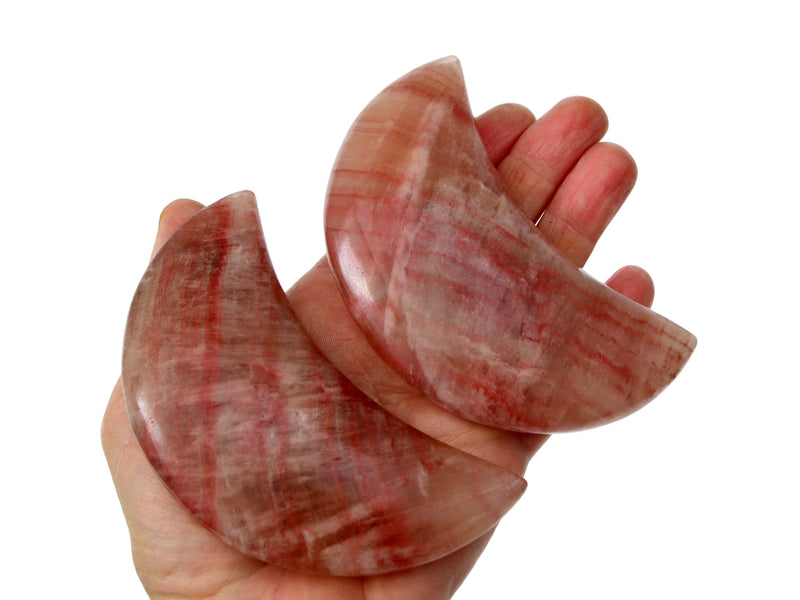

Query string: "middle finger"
[[497, 96, 608, 220]]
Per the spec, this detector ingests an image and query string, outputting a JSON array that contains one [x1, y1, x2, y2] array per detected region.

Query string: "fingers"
[[606, 265, 655, 308], [497, 96, 608, 220], [475, 103, 535, 165], [490, 98, 652, 314], [151, 198, 205, 259], [536, 142, 637, 267]]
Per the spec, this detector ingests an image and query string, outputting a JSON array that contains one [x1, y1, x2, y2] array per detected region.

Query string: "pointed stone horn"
[[122, 191, 525, 575], [325, 57, 697, 433]]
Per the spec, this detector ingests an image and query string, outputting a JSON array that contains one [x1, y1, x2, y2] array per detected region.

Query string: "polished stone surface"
[[122, 192, 525, 575], [325, 57, 697, 433]]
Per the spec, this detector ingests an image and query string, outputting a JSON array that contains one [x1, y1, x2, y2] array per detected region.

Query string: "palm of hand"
[[103, 98, 652, 600]]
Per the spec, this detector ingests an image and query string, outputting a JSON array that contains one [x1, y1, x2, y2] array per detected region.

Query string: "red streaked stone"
[[325, 57, 697, 433], [122, 191, 525, 575]]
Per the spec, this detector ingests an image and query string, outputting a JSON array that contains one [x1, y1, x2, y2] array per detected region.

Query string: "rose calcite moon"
[[325, 56, 697, 433], [122, 191, 525, 576]]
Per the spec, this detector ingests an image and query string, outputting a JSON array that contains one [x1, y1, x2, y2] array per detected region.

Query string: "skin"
[[102, 97, 655, 600]]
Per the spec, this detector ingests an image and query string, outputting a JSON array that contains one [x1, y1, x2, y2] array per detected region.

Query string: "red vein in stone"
[[197, 203, 232, 531]]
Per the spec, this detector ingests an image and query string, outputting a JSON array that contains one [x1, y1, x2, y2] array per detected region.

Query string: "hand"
[[102, 98, 653, 599]]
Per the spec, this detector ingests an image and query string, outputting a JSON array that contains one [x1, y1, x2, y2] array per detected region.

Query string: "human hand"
[[102, 97, 653, 599]]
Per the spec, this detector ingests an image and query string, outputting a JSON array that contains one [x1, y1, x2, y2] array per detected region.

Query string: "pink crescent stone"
[[325, 57, 697, 433], [122, 191, 525, 576]]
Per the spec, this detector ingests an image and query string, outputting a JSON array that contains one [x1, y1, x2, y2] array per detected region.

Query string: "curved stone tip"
[[401, 56, 465, 93], [219, 189, 257, 208], [431, 55, 461, 68]]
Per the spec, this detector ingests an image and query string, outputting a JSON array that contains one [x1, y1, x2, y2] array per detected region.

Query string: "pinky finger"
[[606, 265, 655, 308]]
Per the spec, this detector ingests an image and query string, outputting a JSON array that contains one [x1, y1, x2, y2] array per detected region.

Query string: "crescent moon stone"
[[325, 57, 697, 433], [122, 191, 525, 575]]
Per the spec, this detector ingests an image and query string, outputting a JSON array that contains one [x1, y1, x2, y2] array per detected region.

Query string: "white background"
[[2, 1, 797, 598]]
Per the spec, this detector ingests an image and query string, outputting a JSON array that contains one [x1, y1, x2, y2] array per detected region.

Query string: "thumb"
[[150, 199, 205, 259]]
